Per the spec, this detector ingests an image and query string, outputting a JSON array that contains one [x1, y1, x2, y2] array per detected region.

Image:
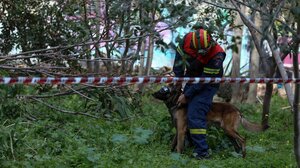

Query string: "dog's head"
[[152, 85, 171, 101], [152, 83, 182, 108]]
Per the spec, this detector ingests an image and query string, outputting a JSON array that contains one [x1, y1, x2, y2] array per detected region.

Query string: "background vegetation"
[[0, 0, 299, 167]]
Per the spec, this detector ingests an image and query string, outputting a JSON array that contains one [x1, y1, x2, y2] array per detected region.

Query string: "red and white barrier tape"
[[0, 77, 299, 85]]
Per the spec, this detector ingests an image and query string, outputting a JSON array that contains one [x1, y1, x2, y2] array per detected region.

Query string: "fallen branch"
[[281, 104, 300, 110], [18, 86, 90, 99], [0, 53, 58, 62], [30, 97, 99, 119], [65, 85, 97, 101], [0, 65, 68, 70], [256, 96, 263, 105]]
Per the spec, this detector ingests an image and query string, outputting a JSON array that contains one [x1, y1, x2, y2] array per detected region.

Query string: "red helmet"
[[191, 29, 212, 54]]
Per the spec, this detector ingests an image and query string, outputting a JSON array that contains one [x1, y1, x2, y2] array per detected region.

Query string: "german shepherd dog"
[[152, 84, 269, 158]]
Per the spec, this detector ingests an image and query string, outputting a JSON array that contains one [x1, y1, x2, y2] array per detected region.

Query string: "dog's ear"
[[167, 82, 174, 87], [167, 82, 181, 88], [171, 83, 182, 92], [175, 84, 182, 90]]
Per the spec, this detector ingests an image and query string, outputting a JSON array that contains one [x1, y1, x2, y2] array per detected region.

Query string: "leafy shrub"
[[0, 85, 27, 119]]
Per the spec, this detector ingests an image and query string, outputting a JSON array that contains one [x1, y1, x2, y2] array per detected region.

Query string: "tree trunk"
[[145, 36, 154, 76], [104, 0, 112, 75], [136, 1, 147, 92], [94, 0, 102, 74], [267, 34, 294, 106], [230, 0, 274, 127], [120, 2, 132, 75], [137, 39, 146, 91], [82, 2, 93, 73], [293, 18, 300, 167], [144, 1, 156, 76], [230, 6, 243, 104], [246, 11, 259, 104], [259, 23, 276, 127], [260, 39, 276, 127], [138, 39, 146, 76], [247, 48, 259, 103]]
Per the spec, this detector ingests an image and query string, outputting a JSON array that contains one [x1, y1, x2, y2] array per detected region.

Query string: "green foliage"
[[1, 0, 72, 53], [0, 86, 297, 167], [291, 6, 300, 16], [83, 86, 143, 119], [0, 85, 27, 119], [133, 127, 153, 144]]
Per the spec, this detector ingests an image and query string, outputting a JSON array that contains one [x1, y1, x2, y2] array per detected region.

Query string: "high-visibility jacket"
[[180, 32, 225, 64], [173, 32, 226, 78], [173, 32, 226, 99]]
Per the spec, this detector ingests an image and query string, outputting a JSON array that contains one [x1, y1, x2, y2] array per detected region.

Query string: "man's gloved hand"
[[177, 93, 188, 106]]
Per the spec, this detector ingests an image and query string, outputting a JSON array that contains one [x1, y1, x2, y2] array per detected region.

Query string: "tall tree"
[[246, 10, 260, 104], [230, 5, 243, 104], [292, 7, 300, 165]]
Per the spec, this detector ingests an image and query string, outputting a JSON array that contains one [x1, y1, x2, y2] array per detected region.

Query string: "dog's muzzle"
[[160, 86, 170, 94], [152, 86, 171, 100]]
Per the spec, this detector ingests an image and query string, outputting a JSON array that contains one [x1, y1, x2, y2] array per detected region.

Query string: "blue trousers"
[[186, 84, 218, 156]]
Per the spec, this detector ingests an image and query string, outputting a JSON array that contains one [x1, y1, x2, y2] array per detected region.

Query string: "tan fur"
[[174, 107, 187, 153], [174, 102, 267, 158], [152, 84, 268, 158]]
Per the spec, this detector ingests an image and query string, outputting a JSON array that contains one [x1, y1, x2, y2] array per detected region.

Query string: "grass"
[[0, 90, 297, 167]]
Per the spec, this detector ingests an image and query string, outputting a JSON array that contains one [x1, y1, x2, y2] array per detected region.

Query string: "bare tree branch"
[[30, 97, 99, 119], [230, 0, 263, 35], [19, 86, 90, 99], [0, 24, 175, 58], [201, 0, 236, 10], [0, 53, 58, 62], [0, 65, 68, 70], [263, 0, 286, 35], [275, 18, 299, 38], [64, 85, 97, 101], [233, 0, 269, 16]]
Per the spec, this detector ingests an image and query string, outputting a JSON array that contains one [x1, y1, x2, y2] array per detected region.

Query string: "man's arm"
[[183, 52, 226, 99], [173, 46, 186, 77]]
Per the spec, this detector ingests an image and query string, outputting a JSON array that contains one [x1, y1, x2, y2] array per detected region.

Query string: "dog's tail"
[[241, 115, 269, 132]]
